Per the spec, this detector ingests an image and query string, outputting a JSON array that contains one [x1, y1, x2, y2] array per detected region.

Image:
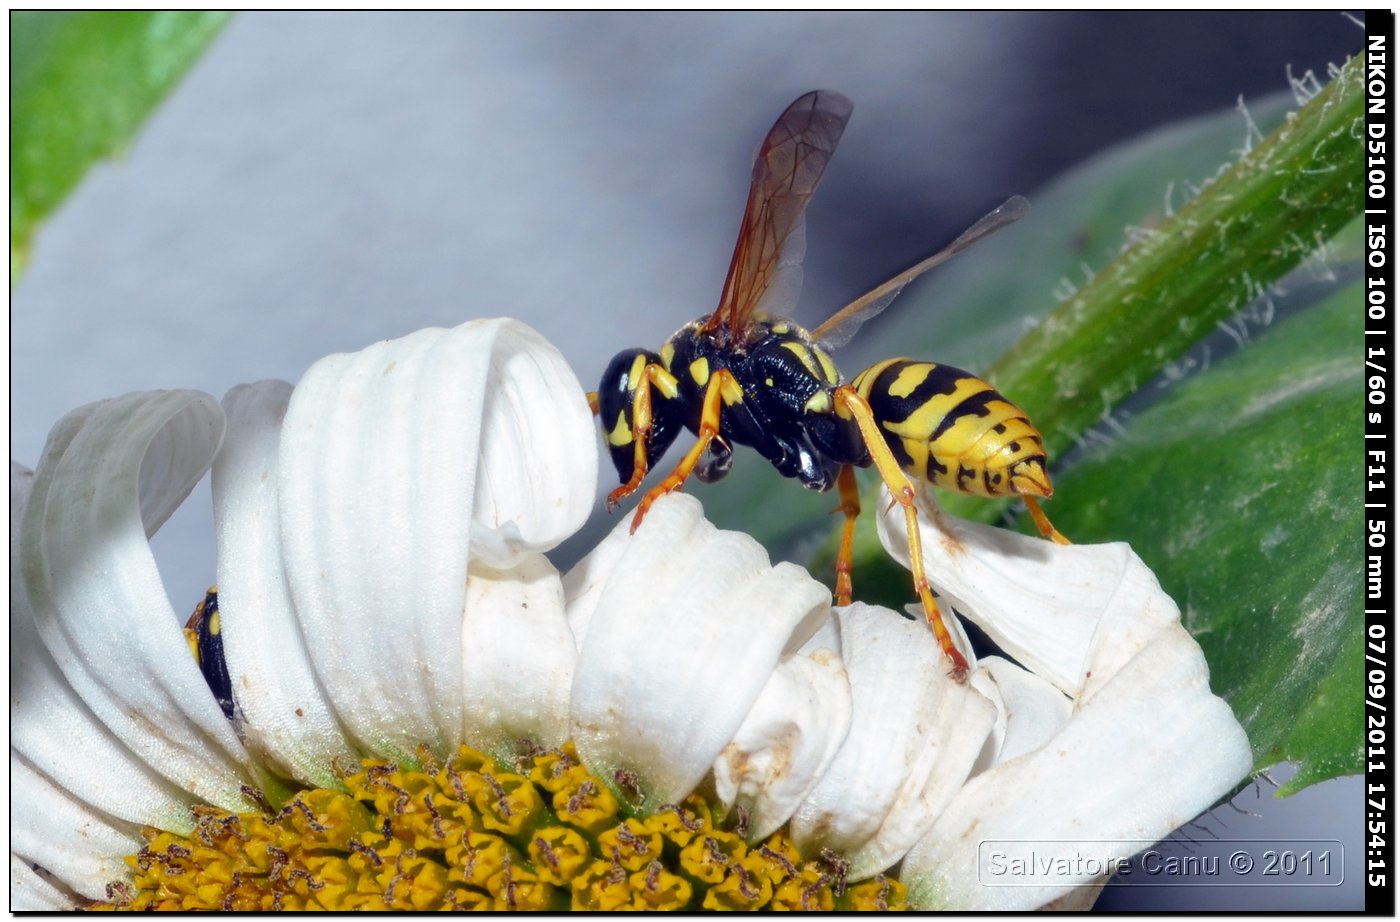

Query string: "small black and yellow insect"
[[185, 587, 237, 723], [592, 91, 1068, 678]]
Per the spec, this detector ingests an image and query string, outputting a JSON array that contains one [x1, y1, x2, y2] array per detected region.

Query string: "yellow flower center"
[[96, 743, 905, 911]]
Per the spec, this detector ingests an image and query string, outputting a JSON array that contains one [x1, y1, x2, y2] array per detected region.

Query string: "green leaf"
[[1048, 282, 1361, 794], [11, 11, 231, 284]]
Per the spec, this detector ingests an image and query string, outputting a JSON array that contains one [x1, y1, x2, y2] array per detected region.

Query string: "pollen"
[[96, 743, 905, 912]]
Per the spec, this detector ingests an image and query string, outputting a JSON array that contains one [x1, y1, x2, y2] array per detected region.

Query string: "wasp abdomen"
[[852, 358, 1052, 499]]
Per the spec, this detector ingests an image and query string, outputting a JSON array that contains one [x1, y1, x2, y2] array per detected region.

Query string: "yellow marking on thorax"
[[660, 341, 676, 371], [780, 341, 823, 379], [689, 357, 710, 386], [804, 390, 832, 413], [814, 348, 840, 386], [607, 411, 633, 446]]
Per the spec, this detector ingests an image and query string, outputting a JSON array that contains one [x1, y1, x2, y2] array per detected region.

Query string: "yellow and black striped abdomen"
[[850, 358, 1053, 499]]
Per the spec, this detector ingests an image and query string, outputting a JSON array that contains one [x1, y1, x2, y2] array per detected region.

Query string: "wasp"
[[591, 91, 1069, 678], [184, 587, 238, 723]]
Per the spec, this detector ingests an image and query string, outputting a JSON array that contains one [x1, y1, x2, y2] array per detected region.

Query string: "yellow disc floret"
[[99, 742, 905, 911]]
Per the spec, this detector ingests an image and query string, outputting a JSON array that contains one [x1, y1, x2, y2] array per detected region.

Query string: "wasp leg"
[[606, 363, 679, 512], [834, 386, 969, 680], [587, 391, 601, 416], [1024, 496, 1071, 545], [833, 464, 860, 606], [630, 368, 734, 533]]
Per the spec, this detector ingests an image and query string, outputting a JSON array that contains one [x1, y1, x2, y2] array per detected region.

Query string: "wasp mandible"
[[590, 90, 1069, 678]]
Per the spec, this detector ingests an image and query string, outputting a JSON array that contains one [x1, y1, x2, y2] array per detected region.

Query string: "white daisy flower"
[[10, 318, 1250, 911]]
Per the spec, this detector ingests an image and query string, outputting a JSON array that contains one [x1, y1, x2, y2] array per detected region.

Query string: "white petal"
[[712, 613, 851, 842], [790, 604, 996, 879], [213, 381, 357, 787], [469, 322, 597, 567], [979, 655, 1072, 765], [965, 668, 1005, 777], [11, 853, 74, 911], [461, 553, 576, 757], [278, 319, 593, 760], [877, 489, 1169, 696], [11, 752, 142, 902], [901, 623, 1252, 910], [10, 607, 198, 832], [560, 501, 634, 647], [568, 494, 831, 811], [12, 462, 200, 831], [21, 391, 260, 810]]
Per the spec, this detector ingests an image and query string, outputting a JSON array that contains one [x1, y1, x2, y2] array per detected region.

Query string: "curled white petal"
[[791, 604, 996, 879], [712, 614, 851, 842], [978, 655, 1072, 766], [470, 322, 597, 567], [902, 626, 1251, 910], [568, 494, 831, 811], [214, 381, 357, 787], [965, 668, 1005, 777], [12, 462, 198, 831], [461, 553, 577, 757], [877, 490, 1169, 696], [21, 391, 260, 810], [278, 318, 594, 760], [11, 752, 142, 902]]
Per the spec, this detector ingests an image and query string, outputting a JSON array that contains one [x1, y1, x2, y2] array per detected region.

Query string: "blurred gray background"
[[11, 12, 1363, 910]]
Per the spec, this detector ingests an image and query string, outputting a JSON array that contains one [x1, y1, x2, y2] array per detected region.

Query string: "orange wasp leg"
[[834, 385, 969, 680], [587, 391, 601, 415], [1024, 496, 1071, 545], [833, 464, 861, 606], [629, 368, 735, 533], [605, 363, 679, 512]]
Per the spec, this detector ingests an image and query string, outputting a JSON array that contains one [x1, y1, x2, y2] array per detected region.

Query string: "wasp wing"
[[703, 90, 853, 340], [812, 195, 1030, 350]]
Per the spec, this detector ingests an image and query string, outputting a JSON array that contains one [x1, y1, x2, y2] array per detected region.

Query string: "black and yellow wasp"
[[592, 91, 1068, 678]]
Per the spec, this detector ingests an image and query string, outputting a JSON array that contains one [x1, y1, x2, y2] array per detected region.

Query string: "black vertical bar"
[[1365, 8, 1395, 916]]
